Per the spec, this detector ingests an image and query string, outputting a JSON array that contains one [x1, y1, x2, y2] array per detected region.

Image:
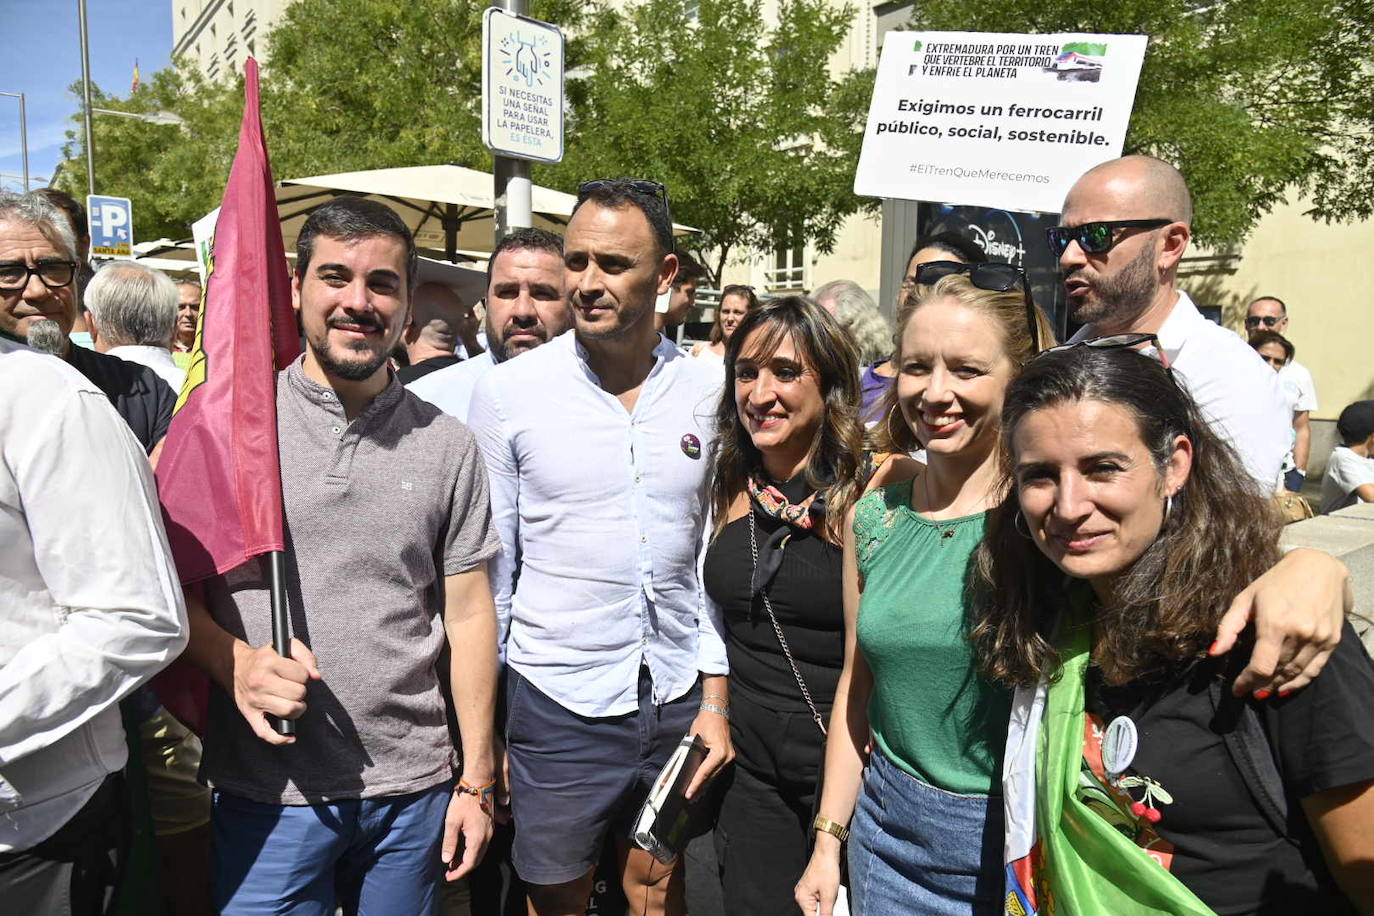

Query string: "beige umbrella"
[[275, 164, 696, 259]]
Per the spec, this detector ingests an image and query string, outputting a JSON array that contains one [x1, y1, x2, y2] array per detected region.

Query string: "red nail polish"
[[1254, 690, 1272, 700], [1207, 641, 1221, 656], [1278, 689, 1293, 698]]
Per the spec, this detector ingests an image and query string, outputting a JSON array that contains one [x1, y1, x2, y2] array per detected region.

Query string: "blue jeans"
[[847, 749, 1003, 916], [212, 781, 452, 915]]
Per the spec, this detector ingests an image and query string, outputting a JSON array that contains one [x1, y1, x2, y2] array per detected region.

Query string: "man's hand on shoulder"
[[231, 637, 322, 745]]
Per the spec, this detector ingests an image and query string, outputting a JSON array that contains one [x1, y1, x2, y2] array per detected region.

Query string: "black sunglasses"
[[1045, 219, 1171, 258], [912, 260, 1039, 352], [0, 260, 78, 292], [1034, 333, 1177, 380], [1244, 315, 1282, 328], [579, 177, 671, 219]]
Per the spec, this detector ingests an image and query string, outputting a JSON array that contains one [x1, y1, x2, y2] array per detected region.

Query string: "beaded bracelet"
[[454, 778, 496, 815]]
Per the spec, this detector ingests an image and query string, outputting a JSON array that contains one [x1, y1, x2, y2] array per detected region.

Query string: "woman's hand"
[[1212, 548, 1350, 697], [794, 840, 843, 916]]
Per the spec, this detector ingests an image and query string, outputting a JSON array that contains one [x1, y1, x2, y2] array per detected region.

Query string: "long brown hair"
[[872, 273, 1056, 455], [709, 285, 761, 345], [971, 346, 1282, 687], [708, 296, 864, 545]]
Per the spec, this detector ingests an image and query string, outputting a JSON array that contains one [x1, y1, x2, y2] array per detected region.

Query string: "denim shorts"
[[847, 748, 1004, 916], [504, 666, 700, 886]]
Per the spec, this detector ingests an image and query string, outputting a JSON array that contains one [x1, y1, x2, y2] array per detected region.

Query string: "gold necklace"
[[922, 470, 962, 543]]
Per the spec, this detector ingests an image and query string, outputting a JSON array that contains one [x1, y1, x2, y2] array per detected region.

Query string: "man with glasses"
[[0, 190, 174, 454], [1049, 156, 1289, 492], [1247, 296, 1318, 489], [468, 179, 731, 916]]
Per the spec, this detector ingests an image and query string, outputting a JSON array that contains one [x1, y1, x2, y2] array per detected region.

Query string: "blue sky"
[[0, 0, 172, 192]]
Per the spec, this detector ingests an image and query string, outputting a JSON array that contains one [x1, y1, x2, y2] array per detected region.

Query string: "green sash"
[[1033, 613, 1215, 915]]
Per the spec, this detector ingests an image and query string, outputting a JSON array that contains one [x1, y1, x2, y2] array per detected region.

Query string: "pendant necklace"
[[922, 471, 961, 543]]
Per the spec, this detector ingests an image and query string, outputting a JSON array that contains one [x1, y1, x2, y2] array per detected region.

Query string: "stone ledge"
[[1282, 503, 1374, 651]]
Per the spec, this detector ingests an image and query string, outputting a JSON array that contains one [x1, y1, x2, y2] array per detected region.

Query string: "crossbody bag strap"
[[749, 511, 827, 737]]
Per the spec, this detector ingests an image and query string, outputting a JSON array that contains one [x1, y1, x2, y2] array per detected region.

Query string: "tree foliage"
[[911, 0, 1374, 245], [54, 0, 873, 271], [547, 0, 875, 282]]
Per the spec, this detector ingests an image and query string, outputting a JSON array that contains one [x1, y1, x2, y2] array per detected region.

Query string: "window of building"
[[765, 232, 807, 291]]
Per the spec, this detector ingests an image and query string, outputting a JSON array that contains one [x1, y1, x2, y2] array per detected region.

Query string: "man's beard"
[[489, 319, 547, 363], [1068, 241, 1158, 329], [575, 295, 652, 342], [312, 315, 391, 381], [25, 318, 67, 355]]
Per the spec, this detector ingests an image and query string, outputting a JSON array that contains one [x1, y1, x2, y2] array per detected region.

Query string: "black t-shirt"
[[66, 343, 174, 453], [702, 475, 844, 714], [395, 353, 462, 384], [1083, 621, 1374, 915]]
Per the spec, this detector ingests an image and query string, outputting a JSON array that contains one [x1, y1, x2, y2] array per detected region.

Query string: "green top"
[[853, 478, 1011, 796]]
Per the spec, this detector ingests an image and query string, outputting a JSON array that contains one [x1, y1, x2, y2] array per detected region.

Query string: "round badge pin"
[[1102, 715, 1139, 776], [680, 434, 702, 459]]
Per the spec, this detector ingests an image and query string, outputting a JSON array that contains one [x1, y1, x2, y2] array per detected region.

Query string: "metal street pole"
[[493, 0, 533, 247], [77, 0, 96, 195], [0, 92, 27, 190]]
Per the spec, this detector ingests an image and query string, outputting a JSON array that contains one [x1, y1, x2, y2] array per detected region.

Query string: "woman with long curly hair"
[[977, 344, 1374, 914]]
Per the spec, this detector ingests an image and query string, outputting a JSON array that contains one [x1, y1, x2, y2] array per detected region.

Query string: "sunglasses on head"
[[909, 260, 1039, 352], [1034, 332, 1177, 381], [1244, 314, 1282, 329], [1045, 219, 1172, 258], [578, 177, 672, 225]]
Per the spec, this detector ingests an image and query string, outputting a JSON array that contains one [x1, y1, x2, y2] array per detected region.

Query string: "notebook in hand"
[[632, 734, 709, 864]]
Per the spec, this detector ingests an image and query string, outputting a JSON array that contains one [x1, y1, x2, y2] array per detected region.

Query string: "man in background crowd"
[[1247, 295, 1318, 491], [1054, 156, 1290, 492], [174, 278, 202, 359], [86, 260, 187, 393], [1321, 401, 1374, 514], [408, 227, 570, 422], [654, 248, 703, 333], [0, 190, 173, 453], [396, 281, 484, 384]]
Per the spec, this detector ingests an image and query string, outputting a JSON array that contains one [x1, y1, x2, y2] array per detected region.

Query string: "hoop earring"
[[1014, 512, 1034, 540]]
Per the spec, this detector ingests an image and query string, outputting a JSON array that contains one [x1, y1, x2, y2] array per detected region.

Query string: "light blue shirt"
[[406, 349, 496, 422], [467, 332, 727, 717]]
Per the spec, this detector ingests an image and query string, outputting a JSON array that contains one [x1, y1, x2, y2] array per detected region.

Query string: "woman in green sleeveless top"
[[795, 270, 1353, 916]]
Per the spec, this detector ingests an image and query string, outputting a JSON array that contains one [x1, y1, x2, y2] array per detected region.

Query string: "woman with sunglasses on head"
[[977, 345, 1374, 915], [692, 285, 759, 364], [857, 233, 987, 425], [703, 296, 868, 914], [796, 279, 1354, 916]]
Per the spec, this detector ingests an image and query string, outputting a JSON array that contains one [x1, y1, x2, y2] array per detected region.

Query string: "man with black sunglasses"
[[1247, 296, 1318, 490], [1050, 156, 1290, 493]]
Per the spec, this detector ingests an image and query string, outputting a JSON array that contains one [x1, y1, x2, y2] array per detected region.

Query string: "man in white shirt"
[[0, 335, 187, 911], [1321, 401, 1374, 514], [1054, 155, 1290, 492], [1246, 295, 1318, 490], [468, 180, 731, 916], [86, 260, 187, 393], [408, 227, 570, 421]]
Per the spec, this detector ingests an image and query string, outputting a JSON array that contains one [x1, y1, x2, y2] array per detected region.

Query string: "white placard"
[[191, 207, 220, 284], [855, 32, 1147, 213], [482, 8, 565, 164]]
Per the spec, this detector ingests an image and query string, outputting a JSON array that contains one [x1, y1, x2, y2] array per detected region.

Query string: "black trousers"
[[0, 774, 126, 916], [713, 695, 827, 916]]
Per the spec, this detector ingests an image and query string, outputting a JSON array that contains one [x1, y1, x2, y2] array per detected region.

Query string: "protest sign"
[[855, 32, 1147, 213]]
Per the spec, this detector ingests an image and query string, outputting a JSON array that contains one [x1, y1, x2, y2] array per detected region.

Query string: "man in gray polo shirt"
[[182, 198, 502, 916]]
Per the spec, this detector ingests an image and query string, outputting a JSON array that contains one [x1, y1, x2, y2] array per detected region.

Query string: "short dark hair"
[[1250, 295, 1287, 316], [296, 197, 417, 291], [907, 231, 986, 266], [487, 227, 563, 288], [1337, 401, 1374, 446], [673, 249, 705, 288], [573, 179, 674, 258], [35, 188, 90, 243], [1248, 329, 1294, 362]]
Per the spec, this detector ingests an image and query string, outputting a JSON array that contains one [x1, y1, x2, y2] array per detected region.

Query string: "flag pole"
[[269, 550, 295, 736]]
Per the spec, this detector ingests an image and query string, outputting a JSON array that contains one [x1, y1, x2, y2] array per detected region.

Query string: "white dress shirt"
[[108, 344, 187, 394], [407, 349, 496, 422], [1073, 291, 1290, 492], [468, 332, 727, 717], [1278, 359, 1318, 413], [0, 338, 187, 851]]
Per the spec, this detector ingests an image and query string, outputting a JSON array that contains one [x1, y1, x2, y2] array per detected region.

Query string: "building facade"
[[171, 0, 293, 81]]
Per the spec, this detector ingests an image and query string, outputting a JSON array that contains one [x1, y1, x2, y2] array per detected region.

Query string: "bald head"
[[406, 282, 476, 356], [1065, 155, 1193, 226]]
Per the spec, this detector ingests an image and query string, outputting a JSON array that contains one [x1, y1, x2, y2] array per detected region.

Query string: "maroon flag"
[[154, 58, 299, 731]]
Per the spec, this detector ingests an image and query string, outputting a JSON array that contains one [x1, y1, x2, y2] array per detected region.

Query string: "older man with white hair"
[[86, 260, 186, 393]]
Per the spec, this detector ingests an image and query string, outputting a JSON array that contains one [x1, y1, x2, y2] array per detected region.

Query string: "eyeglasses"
[[1034, 332, 1175, 376], [1045, 219, 1172, 258], [1244, 315, 1282, 329], [907, 260, 1040, 352], [0, 260, 78, 292], [578, 178, 673, 231]]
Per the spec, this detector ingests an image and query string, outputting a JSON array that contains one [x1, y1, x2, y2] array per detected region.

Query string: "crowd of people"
[[1, 153, 1372, 916]]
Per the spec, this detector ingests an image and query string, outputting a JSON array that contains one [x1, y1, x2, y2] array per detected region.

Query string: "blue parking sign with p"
[[86, 195, 134, 258]]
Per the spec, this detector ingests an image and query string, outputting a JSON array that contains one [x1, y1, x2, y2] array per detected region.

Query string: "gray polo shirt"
[[200, 358, 501, 805]]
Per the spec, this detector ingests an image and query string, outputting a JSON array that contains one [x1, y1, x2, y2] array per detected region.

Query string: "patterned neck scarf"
[[747, 473, 827, 597]]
